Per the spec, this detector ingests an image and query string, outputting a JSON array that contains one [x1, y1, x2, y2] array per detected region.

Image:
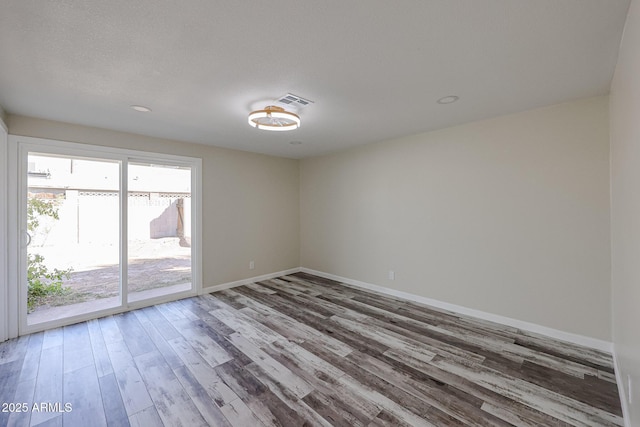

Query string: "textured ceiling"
[[0, 1, 631, 158]]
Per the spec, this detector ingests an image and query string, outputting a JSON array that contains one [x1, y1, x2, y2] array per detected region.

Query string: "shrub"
[[27, 197, 72, 311]]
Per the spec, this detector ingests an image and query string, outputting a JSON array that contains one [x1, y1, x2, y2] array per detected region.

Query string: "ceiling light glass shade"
[[131, 105, 152, 112], [248, 105, 300, 131]]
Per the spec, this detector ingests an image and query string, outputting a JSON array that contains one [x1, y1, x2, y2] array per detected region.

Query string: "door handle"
[[24, 231, 31, 247]]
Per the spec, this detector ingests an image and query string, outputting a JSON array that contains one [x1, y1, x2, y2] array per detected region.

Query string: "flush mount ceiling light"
[[248, 105, 300, 131]]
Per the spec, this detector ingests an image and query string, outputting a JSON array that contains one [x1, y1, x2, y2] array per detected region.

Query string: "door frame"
[[9, 135, 203, 335], [0, 118, 8, 342]]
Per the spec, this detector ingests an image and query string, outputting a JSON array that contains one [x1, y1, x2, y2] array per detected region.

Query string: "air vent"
[[275, 93, 314, 109]]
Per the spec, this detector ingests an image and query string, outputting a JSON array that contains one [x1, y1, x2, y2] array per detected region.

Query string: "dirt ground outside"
[[29, 237, 191, 313]]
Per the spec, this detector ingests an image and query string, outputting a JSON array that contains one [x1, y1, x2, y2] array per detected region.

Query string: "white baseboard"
[[201, 267, 301, 294], [612, 347, 631, 427], [300, 267, 613, 353]]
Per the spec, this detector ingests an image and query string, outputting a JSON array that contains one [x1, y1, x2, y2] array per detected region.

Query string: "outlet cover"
[[388, 270, 395, 280], [249, 261, 255, 270]]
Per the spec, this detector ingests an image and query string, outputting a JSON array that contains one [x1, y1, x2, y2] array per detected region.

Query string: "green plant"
[[27, 197, 60, 233], [27, 253, 71, 311], [27, 197, 72, 311]]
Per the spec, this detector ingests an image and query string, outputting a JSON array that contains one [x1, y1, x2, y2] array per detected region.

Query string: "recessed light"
[[437, 96, 459, 105], [289, 141, 302, 145], [131, 105, 152, 112]]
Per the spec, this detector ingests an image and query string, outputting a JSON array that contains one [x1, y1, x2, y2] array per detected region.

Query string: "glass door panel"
[[26, 153, 121, 325], [127, 161, 192, 303]]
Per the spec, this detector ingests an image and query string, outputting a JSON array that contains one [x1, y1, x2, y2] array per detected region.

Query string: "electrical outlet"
[[249, 260, 255, 270], [629, 375, 633, 405], [388, 270, 395, 280]]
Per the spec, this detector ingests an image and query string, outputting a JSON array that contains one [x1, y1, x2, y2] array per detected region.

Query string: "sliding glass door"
[[24, 153, 122, 325], [18, 140, 200, 332], [127, 161, 193, 303]]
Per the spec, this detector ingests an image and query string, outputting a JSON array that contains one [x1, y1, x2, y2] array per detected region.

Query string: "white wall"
[[0, 111, 8, 342], [301, 96, 611, 341], [610, 0, 640, 422], [7, 115, 300, 288]]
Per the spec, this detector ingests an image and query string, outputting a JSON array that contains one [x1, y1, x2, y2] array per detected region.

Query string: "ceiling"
[[0, 1, 631, 159]]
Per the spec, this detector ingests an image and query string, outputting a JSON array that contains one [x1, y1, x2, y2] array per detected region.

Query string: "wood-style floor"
[[0, 272, 623, 426]]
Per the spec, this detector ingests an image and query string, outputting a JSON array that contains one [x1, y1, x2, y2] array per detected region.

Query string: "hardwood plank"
[[234, 286, 328, 323], [368, 410, 416, 427], [284, 292, 369, 320], [87, 320, 113, 378], [31, 415, 62, 427], [221, 289, 353, 357], [0, 359, 23, 426], [387, 352, 574, 426], [322, 292, 490, 356], [6, 376, 36, 427], [0, 272, 623, 427], [98, 316, 123, 344], [98, 373, 130, 427], [236, 286, 390, 355], [201, 292, 238, 310], [210, 307, 283, 347], [225, 332, 314, 399], [317, 295, 486, 362], [214, 358, 308, 427], [155, 301, 187, 323], [166, 300, 200, 321], [331, 371, 438, 427], [113, 365, 154, 416], [219, 397, 266, 427], [518, 360, 622, 416], [256, 279, 303, 296], [244, 282, 278, 295], [262, 337, 451, 427], [167, 335, 240, 407], [30, 345, 63, 427], [104, 338, 136, 373], [133, 308, 184, 370], [63, 322, 94, 373], [286, 273, 358, 299], [134, 350, 208, 427], [428, 355, 624, 426], [284, 339, 472, 427], [173, 364, 233, 427], [481, 401, 559, 427], [18, 332, 44, 383], [260, 341, 381, 425], [245, 362, 334, 427], [175, 298, 237, 335], [303, 391, 376, 427], [113, 312, 156, 357], [172, 319, 234, 367], [349, 291, 518, 347], [0, 336, 29, 365], [518, 329, 614, 369], [515, 336, 615, 373], [329, 315, 437, 364], [63, 365, 107, 427], [270, 287, 347, 318], [346, 350, 506, 426], [268, 278, 323, 296], [188, 318, 254, 366], [128, 406, 162, 427], [139, 306, 182, 341]]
